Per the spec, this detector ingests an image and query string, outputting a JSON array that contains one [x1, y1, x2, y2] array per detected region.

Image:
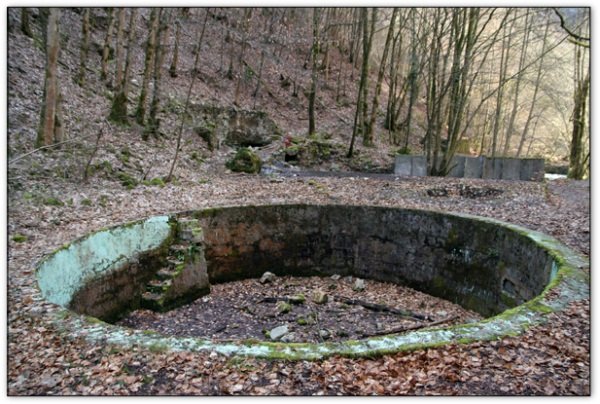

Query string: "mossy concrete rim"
[[36, 204, 589, 360]]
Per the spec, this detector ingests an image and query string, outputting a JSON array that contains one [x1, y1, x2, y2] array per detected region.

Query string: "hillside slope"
[[8, 7, 410, 190]]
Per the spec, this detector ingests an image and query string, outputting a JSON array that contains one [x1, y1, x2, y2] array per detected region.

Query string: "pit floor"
[[117, 275, 482, 343]]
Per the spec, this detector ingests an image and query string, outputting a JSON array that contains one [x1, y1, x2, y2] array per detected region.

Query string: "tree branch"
[[553, 8, 590, 43]]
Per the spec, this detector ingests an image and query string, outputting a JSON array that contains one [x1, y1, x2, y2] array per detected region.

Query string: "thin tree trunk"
[[37, 8, 61, 147], [76, 8, 90, 87], [366, 8, 397, 141], [136, 8, 159, 125], [122, 8, 138, 99], [113, 8, 126, 91], [502, 9, 530, 156], [517, 18, 549, 157], [490, 12, 514, 158], [101, 8, 116, 82], [253, 50, 265, 108], [110, 9, 138, 124], [167, 9, 210, 182], [169, 18, 181, 77], [347, 8, 369, 157], [568, 72, 590, 179], [234, 9, 253, 105], [148, 9, 170, 136], [21, 8, 33, 37], [308, 8, 320, 135], [361, 8, 376, 146]]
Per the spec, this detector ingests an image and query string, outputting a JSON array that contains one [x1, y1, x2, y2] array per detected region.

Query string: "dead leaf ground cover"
[[7, 174, 590, 395]]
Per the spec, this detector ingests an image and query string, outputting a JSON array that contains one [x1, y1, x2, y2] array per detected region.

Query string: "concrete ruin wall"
[[394, 155, 545, 181], [193, 205, 554, 317]]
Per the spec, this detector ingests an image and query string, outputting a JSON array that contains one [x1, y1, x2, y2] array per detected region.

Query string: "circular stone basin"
[[35, 204, 589, 360]]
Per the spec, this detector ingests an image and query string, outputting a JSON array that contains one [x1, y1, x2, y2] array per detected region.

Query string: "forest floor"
[[7, 174, 590, 395]]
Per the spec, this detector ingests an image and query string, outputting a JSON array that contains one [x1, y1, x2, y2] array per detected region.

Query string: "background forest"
[[7, 7, 590, 186]]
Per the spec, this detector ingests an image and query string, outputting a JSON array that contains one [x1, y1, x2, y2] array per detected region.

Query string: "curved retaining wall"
[[35, 204, 589, 360], [193, 205, 552, 317]]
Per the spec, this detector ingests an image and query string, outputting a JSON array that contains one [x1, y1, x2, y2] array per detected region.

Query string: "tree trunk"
[[490, 12, 514, 158], [167, 9, 210, 182], [21, 8, 33, 38], [148, 9, 170, 136], [234, 9, 253, 105], [568, 72, 590, 179], [101, 8, 116, 82], [136, 8, 159, 126], [361, 8, 376, 146], [169, 18, 182, 77], [253, 50, 265, 108], [76, 8, 90, 87], [366, 8, 397, 141], [347, 8, 369, 157], [110, 9, 138, 124], [502, 9, 530, 156], [122, 9, 138, 99], [36, 8, 61, 147], [113, 8, 126, 90], [308, 8, 320, 136]]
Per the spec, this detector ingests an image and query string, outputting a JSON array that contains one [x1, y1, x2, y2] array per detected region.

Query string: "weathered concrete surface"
[[394, 155, 545, 181], [464, 156, 483, 178], [36, 216, 173, 321], [195, 205, 555, 317]]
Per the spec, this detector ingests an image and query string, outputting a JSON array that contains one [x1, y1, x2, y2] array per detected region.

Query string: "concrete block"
[[411, 156, 427, 176], [464, 156, 483, 178], [448, 155, 466, 177], [482, 158, 503, 179], [394, 155, 412, 176], [500, 158, 521, 180], [520, 159, 545, 181]]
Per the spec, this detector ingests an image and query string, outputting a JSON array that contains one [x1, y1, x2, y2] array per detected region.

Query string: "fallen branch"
[[258, 296, 289, 303], [334, 296, 428, 321], [362, 315, 458, 337]]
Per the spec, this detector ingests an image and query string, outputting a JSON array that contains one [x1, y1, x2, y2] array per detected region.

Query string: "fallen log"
[[334, 296, 429, 321], [362, 315, 458, 337]]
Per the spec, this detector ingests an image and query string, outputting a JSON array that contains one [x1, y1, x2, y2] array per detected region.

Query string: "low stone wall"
[[394, 155, 545, 181]]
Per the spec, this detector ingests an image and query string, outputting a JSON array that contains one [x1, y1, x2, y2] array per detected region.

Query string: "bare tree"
[[76, 8, 90, 87], [110, 8, 138, 124], [21, 8, 33, 38], [169, 17, 182, 77], [308, 8, 320, 135], [136, 8, 160, 125], [101, 8, 116, 82], [148, 9, 171, 136], [365, 8, 397, 142], [502, 9, 530, 156], [167, 9, 210, 182], [36, 8, 62, 147]]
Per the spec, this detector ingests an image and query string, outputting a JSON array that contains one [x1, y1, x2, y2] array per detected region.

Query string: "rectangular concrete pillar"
[[448, 155, 466, 177], [520, 158, 545, 181], [464, 156, 483, 178], [394, 155, 412, 176], [500, 158, 522, 180], [411, 156, 427, 176]]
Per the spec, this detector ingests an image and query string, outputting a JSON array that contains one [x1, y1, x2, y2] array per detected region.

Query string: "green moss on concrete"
[[12, 234, 28, 243]]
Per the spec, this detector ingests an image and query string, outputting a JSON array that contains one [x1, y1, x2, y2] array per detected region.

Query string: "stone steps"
[[140, 218, 210, 312]]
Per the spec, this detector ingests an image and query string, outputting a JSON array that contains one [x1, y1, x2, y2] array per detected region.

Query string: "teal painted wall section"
[[36, 216, 172, 307]]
